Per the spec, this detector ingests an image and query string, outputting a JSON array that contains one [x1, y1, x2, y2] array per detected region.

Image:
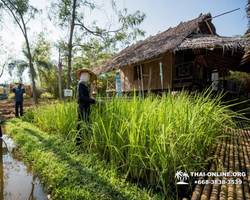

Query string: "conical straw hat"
[[75, 68, 97, 82]]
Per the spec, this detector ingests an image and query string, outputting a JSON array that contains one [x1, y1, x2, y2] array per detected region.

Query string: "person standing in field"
[[12, 83, 25, 117], [75, 68, 103, 145], [0, 122, 2, 137]]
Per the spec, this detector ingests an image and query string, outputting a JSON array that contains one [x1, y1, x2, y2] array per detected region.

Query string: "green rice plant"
[[32, 101, 78, 139], [30, 89, 249, 195]]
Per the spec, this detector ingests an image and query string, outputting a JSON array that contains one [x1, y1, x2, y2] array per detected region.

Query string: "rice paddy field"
[[10, 90, 250, 199]]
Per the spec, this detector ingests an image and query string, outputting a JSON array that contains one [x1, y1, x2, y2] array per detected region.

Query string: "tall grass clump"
[[32, 101, 78, 139], [30, 90, 247, 195]]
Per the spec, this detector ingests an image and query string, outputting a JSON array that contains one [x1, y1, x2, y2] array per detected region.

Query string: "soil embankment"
[[0, 99, 55, 121]]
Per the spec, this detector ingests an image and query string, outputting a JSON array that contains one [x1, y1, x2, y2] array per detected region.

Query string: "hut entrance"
[[172, 50, 211, 91]]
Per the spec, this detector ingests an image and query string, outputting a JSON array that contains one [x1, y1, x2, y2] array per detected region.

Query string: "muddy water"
[[0, 125, 48, 200]]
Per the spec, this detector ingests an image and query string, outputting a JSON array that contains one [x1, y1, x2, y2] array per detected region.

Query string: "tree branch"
[[1, 0, 25, 36], [74, 17, 125, 39]]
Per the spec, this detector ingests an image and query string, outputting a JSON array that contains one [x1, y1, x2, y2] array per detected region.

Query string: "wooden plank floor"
[[186, 124, 250, 200]]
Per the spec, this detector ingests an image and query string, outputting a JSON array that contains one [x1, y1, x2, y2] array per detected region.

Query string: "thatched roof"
[[93, 13, 215, 75], [174, 34, 247, 52], [242, 0, 250, 64]]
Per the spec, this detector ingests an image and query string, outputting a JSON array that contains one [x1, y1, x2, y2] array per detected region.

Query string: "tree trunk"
[[0, 66, 4, 78], [0, 0, 38, 104], [66, 0, 77, 89], [24, 28, 38, 105]]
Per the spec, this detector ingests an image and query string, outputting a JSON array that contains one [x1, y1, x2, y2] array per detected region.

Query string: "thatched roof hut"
[[174, 34, 246, 52], [242, 0, 250, 64], [175, 34, 248, 71], [94, 12, 249, 75], [93, 13, 216, 75]]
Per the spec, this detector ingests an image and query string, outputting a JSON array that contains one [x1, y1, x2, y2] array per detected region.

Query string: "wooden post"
[[148, 67, 152, 94], [140, 63, 144, 99], [137, 66, 141, 97], [58, 49, 62, 103]]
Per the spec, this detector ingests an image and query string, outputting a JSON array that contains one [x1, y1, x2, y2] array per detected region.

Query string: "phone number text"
[[195, 179, 242, 185]]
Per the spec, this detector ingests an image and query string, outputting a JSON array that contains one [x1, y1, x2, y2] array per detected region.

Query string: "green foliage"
[[95, 72, 116, 97], [225, 71, 248, 83], [8, 93, 15, 99], [29, 90, 249, 195], [6, 119, 157, 199], [23, 93, 31, 99], [8, 93, 31, 99], [40, 92, 54, 99], [8, 60, 28, 78], [22, 108, 34, 122]]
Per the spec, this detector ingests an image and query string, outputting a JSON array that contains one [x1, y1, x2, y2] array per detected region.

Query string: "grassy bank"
[[25, 90, 248, 196], [6, 118, 158, 200]]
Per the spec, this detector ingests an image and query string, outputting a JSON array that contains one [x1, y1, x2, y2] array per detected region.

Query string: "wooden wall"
[[118, 52, 173, 92]]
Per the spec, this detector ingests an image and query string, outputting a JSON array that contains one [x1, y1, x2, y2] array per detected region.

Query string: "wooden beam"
[[128, 57, 163, 67], [205, 21, 214, 35]]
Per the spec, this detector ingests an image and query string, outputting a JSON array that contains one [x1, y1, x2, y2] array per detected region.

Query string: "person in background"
[[75, 68, 103, 145], [12, 83, 25, 117]]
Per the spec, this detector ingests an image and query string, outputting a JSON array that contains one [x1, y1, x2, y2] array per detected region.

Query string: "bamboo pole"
[[240, 128, 250, 199], [200, 143, 221, 200], [219, 137, 229, 200], [227, 137, 234, 200], [137, 65, 141, 97], [210, 138, 226, 200], [235, 130, 245, 200]]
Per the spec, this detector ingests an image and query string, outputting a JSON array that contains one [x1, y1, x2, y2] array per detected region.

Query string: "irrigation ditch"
[[0, 125, 48, 200]]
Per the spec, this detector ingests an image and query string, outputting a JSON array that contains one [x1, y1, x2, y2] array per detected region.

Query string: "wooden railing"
[[106, 78, 116, 92]]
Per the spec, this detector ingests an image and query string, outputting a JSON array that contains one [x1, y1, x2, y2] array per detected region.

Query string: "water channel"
[[0, 125, 48, 200]]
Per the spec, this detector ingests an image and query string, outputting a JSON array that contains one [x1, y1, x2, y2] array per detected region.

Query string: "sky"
[[0, 0, 249, 84]]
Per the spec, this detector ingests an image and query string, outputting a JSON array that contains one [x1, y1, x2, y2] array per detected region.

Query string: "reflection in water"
[[0, 126, 47, 200]]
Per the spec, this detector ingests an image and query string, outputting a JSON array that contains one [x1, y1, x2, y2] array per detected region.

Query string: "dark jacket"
[[77, 81, 96, 108], [12, 86, 25, 102], [0, 124, 2, 137]]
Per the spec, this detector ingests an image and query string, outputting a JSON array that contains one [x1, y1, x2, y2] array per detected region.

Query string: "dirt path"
[[0, 99, 55, 121]]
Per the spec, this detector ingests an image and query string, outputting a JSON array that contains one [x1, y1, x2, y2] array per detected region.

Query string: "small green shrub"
[[8, 93, 15, 99], [8, 93, 31, 99], [40, 92, 54, 99], [23, 94, 31, 99]]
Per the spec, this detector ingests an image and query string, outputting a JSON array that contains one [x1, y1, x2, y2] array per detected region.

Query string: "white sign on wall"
[[64, 89, 73, 97]]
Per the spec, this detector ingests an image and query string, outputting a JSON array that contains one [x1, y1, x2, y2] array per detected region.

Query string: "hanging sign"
[[116, 72, 122, 97], [64, 89, 73, 97]]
